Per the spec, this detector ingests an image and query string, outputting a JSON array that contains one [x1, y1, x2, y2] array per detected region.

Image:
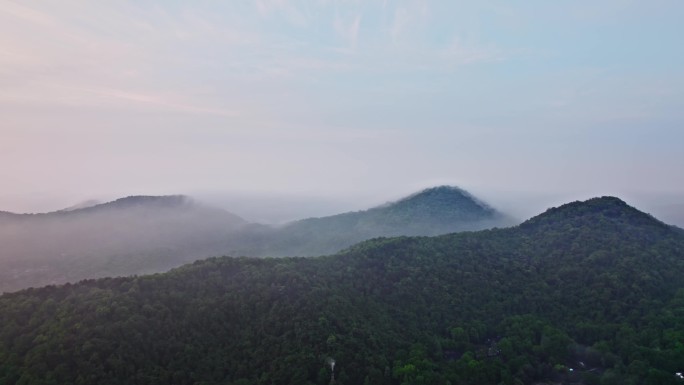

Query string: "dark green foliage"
[[1, 197, 684, 384]]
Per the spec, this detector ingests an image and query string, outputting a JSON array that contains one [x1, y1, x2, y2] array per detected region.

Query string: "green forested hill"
[[250, 185, 513, 257], [1, 197, 684, 385]]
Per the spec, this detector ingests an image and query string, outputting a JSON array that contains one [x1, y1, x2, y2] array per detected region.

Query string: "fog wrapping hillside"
[[0, 197, 683, 384], [0, 187, 514, 293], [0, 196, 253, 293], [242, 186, 516, 257]]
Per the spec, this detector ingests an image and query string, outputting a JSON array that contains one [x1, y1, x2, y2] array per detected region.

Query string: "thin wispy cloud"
[[389, 1, 428, 44], [440, 38, 504, 66], [255, 0, 309, 27], [0, 1, 53, 25], [334, 13, 362, 49], [0, 1, 251, 117], [0, 81, 238, 117]]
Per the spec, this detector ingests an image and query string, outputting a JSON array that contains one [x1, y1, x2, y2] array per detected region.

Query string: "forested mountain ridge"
[[521, 196, 674, 233], [1, 197, 683, 385], [248, 186, 513, 256], [0, 187, 511, 293], [294, 185, 504, 231]]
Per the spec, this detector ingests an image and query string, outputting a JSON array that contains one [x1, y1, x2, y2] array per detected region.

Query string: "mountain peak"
[[57, 199, 102, 212], [384, 185, 498, 219], [110, 195, 191, 207], [260, 186, 512, 257], [72, 195, 193, 214], [521, 196, 669, 232], [405, 185, 491, 203]]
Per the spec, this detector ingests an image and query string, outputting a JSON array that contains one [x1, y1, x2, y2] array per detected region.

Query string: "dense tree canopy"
[[1, 197, 683, 384]]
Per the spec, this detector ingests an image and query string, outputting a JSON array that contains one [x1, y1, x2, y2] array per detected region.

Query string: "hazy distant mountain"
[[57, 199, 102, 212], [0, 195, 250, 293], [0, 187, 512, 292], [249, 186, 515, 256], [1, 197, 682, 384]]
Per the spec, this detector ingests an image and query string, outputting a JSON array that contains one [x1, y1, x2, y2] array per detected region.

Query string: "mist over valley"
[[0, 186, 515, 293]]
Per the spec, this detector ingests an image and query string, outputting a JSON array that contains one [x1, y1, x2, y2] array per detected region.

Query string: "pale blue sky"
[[1, 0, 683, 216]]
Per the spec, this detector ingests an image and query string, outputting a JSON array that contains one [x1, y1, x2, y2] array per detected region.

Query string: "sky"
[[1, 0, 683, 219]]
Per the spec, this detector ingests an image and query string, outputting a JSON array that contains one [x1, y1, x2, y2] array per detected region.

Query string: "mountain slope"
[[0, 187, 511, 292], [57, 199, 102, 212], [249, 186, 514, 256], [0, 196, 250, 293], [1, 197, 683, 385]]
